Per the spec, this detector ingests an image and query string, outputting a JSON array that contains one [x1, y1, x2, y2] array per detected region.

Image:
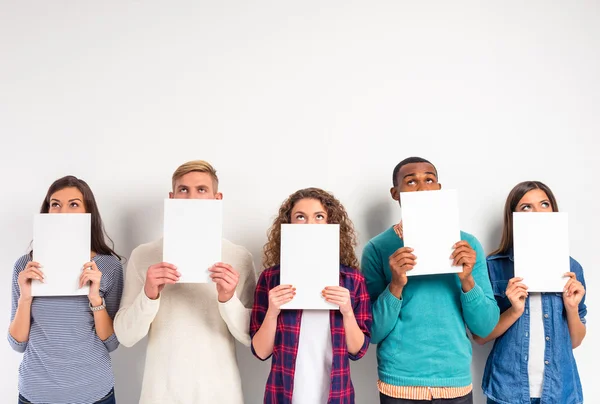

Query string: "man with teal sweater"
[[362, 157, 499, 404]]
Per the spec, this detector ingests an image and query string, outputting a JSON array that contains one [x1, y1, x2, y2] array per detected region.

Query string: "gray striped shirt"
[[8, 254, 123, 403]]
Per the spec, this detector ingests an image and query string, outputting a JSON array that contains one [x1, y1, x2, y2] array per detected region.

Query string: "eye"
[[295, 214, 305, 221], [521, 204, 532, 211], [179, 187, 188, 193], [51, 202, 60, 208], [316, 214, 326, 220], [198, 188, 207, 193], [407, 180, 416, 186], [69, 202, 79, 208], [426, 178, 434, 184], [541, 202, 550, 208]]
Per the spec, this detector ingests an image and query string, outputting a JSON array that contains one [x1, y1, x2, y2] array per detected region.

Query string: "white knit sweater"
[[114, 238, 256, 404]]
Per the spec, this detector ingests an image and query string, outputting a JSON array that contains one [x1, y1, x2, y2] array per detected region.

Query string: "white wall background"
[[1, 1, 598, 403]]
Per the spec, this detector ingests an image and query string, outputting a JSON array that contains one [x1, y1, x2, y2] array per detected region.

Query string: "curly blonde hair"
[[262, 188, 359, 270]]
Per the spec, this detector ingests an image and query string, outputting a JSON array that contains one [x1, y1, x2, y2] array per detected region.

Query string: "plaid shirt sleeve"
[[348, 270, 372, 361], [250, 268, 272, 361]]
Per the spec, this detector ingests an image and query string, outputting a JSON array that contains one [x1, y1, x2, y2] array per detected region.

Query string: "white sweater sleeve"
[[218, 251, 257, 347], [113, 249, 160, 347]]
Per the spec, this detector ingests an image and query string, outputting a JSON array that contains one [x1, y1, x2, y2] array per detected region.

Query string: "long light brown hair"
[[36, 176, 121, 259], [490, 181, 559, 256], [262, 188, 359, 269]]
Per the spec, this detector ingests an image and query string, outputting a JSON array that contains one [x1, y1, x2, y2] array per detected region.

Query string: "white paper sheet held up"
[[400, 189, 461, 276], [163, 199, 222, 283], [32, 213, 91, 296], [280, 224, 339, 310], [513, 212, 570, 292]]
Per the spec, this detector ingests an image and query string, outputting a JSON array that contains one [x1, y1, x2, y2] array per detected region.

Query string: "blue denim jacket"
[[482, 251, 587, 404]]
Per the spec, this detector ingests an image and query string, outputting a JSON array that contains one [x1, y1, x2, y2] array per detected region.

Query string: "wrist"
[[89, 295, 103, 307], [18, 296, 33, 305], [265, 308, 280, 320], [565, 304, 579, 314], [144, 286, 159, 300], [341, 308, 355, 318], [508, 306, 524, 319], [460, 275, 475, 292], [218, 292, 234, 303], [389, 282, 404, 299]]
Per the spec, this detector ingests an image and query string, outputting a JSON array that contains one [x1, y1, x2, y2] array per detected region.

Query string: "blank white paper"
[[32, 214, 91, 296], [163, 199, 222, 283], [280, 224, 340, 310], [400, 189, 462, 276], [513, 212, 570, 292]]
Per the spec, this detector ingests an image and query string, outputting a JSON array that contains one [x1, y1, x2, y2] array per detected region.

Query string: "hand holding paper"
[[322, 286, 352, 315], [209, 263, 241, 303], [144, 262, 180, 300], [266, 285, 296, 318], [17, 261, 45, 300], [562, 272, 585, 310]]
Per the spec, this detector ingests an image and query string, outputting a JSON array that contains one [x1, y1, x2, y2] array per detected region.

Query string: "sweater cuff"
[[461, 283, 484, 304], [140, 289, 161, 314], [7, 331, 27, 353], [382, 284, 404, 312]]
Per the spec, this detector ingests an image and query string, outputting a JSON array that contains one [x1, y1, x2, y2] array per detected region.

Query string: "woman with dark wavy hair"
[[250, 188, 372, 404], [8, 176, 123, 404]]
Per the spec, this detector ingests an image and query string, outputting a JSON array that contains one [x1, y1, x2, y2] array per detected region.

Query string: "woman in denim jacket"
[[474, 181, 587, 404]]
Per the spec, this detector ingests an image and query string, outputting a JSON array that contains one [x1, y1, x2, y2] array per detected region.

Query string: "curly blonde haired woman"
[[251, 188, 372, 404]]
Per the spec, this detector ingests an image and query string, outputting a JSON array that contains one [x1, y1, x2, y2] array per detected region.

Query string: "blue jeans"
[[19, 388, 115, 404], [487, 399, 540, 404]]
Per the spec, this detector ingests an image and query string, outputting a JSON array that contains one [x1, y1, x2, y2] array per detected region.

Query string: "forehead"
[[291, 198, 326, 212], [174, 171, 215, 187], [518, 188, 549, 202], [50, 187, 83, 200], [397, 162, 437, 180]]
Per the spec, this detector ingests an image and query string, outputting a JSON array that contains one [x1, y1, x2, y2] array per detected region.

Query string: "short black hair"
[[392, 157, 438, 186]]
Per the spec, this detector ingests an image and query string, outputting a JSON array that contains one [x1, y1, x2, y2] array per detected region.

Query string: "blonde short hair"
[[171, 160, 219, 191]]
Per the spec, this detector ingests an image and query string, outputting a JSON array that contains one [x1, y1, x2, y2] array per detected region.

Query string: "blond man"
[[114, 160, 256, 404]]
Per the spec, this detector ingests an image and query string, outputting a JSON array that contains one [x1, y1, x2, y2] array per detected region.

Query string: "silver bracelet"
[[89, 297, 106, 312]]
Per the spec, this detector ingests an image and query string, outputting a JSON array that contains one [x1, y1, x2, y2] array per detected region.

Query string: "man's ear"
[[390, 187, 400, 201], [168, 191, 175, 199], [438, 182, 442, 190], [215, 192, 223, 200]]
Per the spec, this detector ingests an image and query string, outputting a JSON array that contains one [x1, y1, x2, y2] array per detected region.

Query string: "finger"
[[155, 272, 180, 283], [453, 240, 472, 249], [452, 252, 473, 265], [159, 267, 181, 277], [274, 294, 296, 305], [151, 262, 178, 271], [563, 279, 574, 293], [208, 266, 239, 280], [212, 263, 238, 275], [213, 279, 232, 289], [450, 246, 473, 258], [27, 261, 43, 269], [390, 247, 414, 259], [323, 286, 345, 292], [563, 272, 576, 280], [508, 277, 524, 285], [210, 273, 236, 286], [322, 289, 350, 298], [391, 253, 418, 263], [26, 268, 45, 280], [271, 285, 294, 292], [271, 288, 296, 298], [155, 277, 178, 285]]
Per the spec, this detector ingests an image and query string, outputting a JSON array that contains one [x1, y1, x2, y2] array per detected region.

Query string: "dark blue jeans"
[[487, 398, 540, 404], [380, 391, 473, 404], [19, 388, 115, 404]]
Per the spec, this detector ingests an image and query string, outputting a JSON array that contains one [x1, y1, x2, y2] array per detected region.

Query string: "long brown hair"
[[490, 181, 559, 256], [263, 188, 359, 269], [37, 176, 121, 259]]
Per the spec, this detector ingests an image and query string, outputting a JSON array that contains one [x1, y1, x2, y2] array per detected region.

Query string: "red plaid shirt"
[[250, 265, 372, 404]]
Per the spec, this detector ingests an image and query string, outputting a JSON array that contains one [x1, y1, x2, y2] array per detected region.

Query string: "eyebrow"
[[403, 171, 437, 179]]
